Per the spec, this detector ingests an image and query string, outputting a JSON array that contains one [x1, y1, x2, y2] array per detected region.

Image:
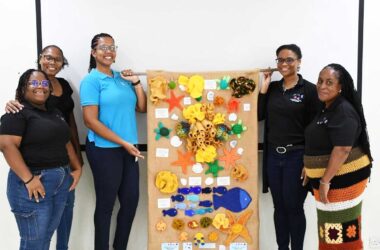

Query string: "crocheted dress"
[[304, 96, 371, 250]]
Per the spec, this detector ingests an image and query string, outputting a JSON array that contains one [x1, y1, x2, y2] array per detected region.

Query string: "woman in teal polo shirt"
[[80, 33, 146, 250]]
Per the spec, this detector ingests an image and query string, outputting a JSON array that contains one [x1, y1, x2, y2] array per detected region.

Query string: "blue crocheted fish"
[[213, 187, 252, 212]]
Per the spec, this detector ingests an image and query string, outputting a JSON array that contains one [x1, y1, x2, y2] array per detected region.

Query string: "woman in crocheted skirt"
[[303, 64, 372, 250]]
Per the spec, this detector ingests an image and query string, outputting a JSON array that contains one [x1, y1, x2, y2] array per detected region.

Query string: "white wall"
[[1, 0, 379, 249]]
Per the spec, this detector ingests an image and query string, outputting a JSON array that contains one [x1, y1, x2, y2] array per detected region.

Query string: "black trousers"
[[86, 140, 139, 250]]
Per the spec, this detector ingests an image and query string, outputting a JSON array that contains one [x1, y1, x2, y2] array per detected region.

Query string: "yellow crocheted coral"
[[196, 145, 217, 163], [155, 171, 178, 194], [178, 75, 205, 99], [212, 113, 225, 125], [183, 103, 205, 124]]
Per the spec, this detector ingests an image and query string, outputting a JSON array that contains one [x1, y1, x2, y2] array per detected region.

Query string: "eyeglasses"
[[42, 55, 63, 63], [275, 57, 297, 65], [96, 45, 117, 52], [28, 79, 50, 88]]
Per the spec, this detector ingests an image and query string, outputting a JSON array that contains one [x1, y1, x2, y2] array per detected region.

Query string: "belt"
[[270, 144, 304, 154]]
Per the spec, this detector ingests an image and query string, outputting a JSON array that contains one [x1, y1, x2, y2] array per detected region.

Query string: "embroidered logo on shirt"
[[289, 93, 304, 103], [317, 117, 328, 125], [56, 114, 66, 122]]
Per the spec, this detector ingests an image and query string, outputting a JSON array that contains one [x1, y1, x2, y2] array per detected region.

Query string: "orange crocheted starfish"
[[164, 90, 185, 112], [219, 147, 241, 169], [171, 150, 195, 174], [221, 209, 253, 246]]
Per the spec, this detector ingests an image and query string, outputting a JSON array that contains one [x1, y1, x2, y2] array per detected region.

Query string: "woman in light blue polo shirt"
[[80, 33, 146, 250]]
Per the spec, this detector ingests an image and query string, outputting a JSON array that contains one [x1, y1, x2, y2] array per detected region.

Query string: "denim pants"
[[56, 190, 75, 250], [267, 148, 308, 250], [86, 140, 139, 250], [7, 166, 71, 250]]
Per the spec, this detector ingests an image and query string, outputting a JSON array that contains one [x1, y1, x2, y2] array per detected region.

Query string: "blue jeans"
[[56, 190, 75, 250], [7, 166, 71, 250], [267, 148, 308, 250], [86, 140, 139, 250]]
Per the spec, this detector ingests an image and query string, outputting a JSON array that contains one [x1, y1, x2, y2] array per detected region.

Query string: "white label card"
[[155, 108, 169, 118], [156, 148, 169, 158], [200, 243, 216, 248], [188, 177, 202, 186], [204, 79, 217, 90], [243, 103, 251, 111], [217, 176, 230, 186], [183, 242, 192, 250], [161, 243, 179, 250], [183, 97, 192, 105], [157, 198, 171, 208], [229, 242, 248, 250]]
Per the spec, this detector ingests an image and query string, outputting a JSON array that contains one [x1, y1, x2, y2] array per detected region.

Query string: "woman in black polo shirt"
[[304, 64, 372, 249], [0, 69, 82, 250], [258, 44, 320, 250]]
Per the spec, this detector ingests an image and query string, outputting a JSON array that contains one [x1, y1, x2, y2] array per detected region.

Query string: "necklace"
[[282, 77, 299, 92]]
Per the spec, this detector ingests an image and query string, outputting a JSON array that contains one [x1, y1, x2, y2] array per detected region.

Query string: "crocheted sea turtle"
[[230, 119, 247, 139], [154, 122, 172, 140]]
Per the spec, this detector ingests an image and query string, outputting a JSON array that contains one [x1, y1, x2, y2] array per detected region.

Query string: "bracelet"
[[132, 80, 141, 86], [24, 175, 34, 185], [319, 179, 330, 186]]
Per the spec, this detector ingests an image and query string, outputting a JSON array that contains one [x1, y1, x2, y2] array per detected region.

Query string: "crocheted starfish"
[[164, 90, 185, 112], [171, 150, 195, 174], [205, 160, 224, 177], [221, 209, 253, 246], [219, 147, 241, 170]]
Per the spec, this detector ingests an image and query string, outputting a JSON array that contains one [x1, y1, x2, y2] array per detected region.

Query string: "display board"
[[147, 70, 259, 249]]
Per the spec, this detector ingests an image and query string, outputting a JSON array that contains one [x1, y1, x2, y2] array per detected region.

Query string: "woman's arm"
[[68, 112, 84, 166], [134, 84, 147, 113], [82, 105, 144, 158], [66, 141, 82, 191], [319, 146, 352, 203], [0, 135, 45, 201]]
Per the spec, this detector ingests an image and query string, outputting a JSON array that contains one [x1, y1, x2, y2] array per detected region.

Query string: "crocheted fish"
[[213, 187, 252, 212]]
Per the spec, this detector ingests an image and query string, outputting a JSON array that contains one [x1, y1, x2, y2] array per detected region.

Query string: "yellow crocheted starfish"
[[219, 147, 241, 169], [171, 150, 195, 174], [221, 209, 253, 246]]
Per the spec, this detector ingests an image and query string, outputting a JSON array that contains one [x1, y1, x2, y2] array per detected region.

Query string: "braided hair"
[[324, 63, 372, 161], [39, 45, 69, 69], [88, 33, 114, 72], [15, 69, 50, 102]]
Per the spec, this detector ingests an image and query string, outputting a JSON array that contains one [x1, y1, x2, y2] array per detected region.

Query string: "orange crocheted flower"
[[346, 225, 357, 238]]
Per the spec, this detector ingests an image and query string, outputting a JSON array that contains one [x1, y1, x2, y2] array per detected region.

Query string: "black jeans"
[[86, 140, 139, 250], [267, 147, 308, 250]]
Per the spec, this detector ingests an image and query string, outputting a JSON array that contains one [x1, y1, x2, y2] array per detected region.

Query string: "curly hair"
[[15, 69, 50, 103]]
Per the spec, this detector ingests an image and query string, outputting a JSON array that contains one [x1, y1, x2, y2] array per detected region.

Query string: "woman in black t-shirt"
[[258, 44, 319, 250], [5, 45, 82, 250], [304, 64, 372, 249], [0, 69, 82, 250]]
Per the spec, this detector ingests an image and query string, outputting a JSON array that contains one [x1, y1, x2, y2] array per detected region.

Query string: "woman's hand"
[[122, 141, 144, 159], [69, 168, 82, 191], [260, 71, 272, 94], [319, 181, 330, 204], [25, 175, 45, 203], [301, 167, 309, 186], [5, 100, 24, 113], [121, 69, 140, 84]]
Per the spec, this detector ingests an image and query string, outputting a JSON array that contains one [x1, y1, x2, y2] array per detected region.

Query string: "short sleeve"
[[0, 113, 26, 136], [59, 78, 73, 96], [80, 74, 100, 106], [327, 109, 360, 146]]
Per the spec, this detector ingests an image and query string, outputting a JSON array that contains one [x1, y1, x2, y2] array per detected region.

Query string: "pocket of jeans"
[[12, 209, 39, 240]]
